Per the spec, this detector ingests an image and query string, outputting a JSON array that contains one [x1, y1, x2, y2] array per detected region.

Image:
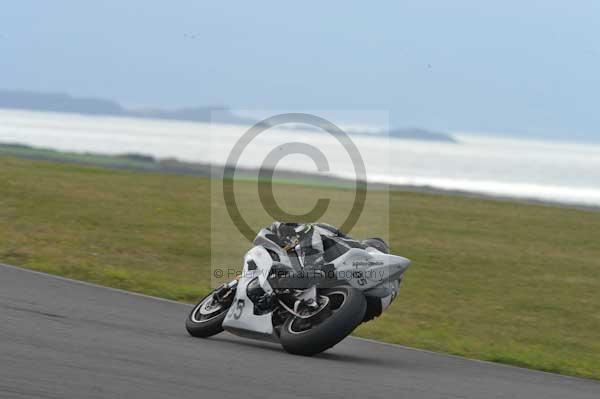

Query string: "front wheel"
[[186, 289, 233, 338], [279, 286, 366, 356]]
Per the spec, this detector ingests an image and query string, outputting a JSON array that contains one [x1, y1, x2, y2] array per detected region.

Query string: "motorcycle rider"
[[262, 221, 389, 269], [255, 221, 397, 321]]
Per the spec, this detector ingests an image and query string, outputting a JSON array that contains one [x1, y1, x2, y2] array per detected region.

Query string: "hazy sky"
[[1, 1, 599, 140]]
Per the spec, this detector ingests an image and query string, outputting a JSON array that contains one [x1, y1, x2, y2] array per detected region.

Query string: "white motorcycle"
[[186, 229, 411, 356]]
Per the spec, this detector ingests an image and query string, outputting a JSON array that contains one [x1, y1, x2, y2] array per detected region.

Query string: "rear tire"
[[186, 291, 232, 338], [279, 286, 366, 356], [362, 237, 389, 254]]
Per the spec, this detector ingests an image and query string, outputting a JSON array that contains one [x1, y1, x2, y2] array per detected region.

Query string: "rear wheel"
[[362, 237, 389, 254], [186, 289, 233, 338], [279, 286, 366, 356]]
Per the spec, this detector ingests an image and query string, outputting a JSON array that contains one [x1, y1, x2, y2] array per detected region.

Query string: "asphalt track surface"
[[1, 263, 599, 399]]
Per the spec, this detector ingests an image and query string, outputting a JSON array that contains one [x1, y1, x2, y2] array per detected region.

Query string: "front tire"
[[186, 291, 232, 338], [279, 286, 366, 356]]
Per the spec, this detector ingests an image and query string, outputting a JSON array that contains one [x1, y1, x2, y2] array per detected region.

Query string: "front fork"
[[213, 279, 238, 303]]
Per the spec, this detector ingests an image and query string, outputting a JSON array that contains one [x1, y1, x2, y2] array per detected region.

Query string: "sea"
[[1, 109, 599, 207]]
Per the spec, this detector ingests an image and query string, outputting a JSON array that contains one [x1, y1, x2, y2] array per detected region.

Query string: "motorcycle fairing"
[[222, 246, 276, 339]]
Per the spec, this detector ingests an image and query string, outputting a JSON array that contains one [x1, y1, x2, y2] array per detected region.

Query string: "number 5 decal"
[[233, 299, 245, 319]]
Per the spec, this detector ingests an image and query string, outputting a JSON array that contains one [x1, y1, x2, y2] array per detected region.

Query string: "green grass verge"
[[1, 155, 599, 379]]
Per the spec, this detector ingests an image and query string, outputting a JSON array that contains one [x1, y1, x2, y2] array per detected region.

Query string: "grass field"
[[1, 155, 599, 379]]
